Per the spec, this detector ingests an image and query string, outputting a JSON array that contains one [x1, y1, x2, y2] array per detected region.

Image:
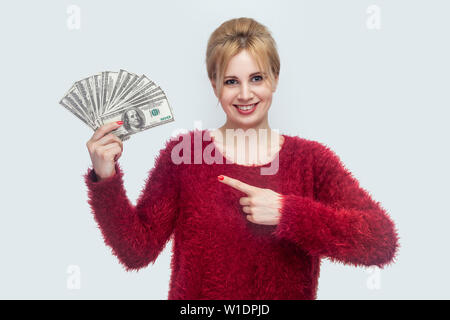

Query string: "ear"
[[272, 76, 279, 92], [211, 78, 219, 98]]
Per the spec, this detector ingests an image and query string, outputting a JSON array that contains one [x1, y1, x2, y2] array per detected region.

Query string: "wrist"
[[95, 169, 116, 182]]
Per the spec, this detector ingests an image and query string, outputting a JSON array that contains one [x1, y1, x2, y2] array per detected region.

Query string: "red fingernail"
[[218, 175, 224, 181], [116, 121, 123, 125]]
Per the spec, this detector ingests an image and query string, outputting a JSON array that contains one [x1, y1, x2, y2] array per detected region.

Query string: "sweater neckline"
[[203, 129, 288, 168]]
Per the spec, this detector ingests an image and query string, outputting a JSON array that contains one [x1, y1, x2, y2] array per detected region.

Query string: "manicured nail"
[[218, 175, 224, 181], [116, 121, 123, 125]]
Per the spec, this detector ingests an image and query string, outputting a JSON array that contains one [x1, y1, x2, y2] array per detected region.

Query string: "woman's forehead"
[[226, 50, 258, 70], [224, 50, 266, 77], [224, 71, 264, 79]]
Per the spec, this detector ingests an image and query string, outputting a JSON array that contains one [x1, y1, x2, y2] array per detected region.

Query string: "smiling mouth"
[[233, 102, 259, 111]]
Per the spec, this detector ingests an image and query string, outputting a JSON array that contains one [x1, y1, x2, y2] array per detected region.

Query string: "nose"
[[238, 82, 254, 101]]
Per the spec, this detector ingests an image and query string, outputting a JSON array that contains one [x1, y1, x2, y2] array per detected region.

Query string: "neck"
[[212, 115, 283, 164], [218, 114, 271, 137]]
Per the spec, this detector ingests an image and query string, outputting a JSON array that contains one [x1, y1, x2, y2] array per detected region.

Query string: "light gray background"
[[0, 0, 448, 299]]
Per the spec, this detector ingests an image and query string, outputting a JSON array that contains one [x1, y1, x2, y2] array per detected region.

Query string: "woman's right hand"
[[86, 121, 124, 181]]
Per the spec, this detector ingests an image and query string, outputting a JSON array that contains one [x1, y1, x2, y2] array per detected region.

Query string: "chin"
[[231, 117, 264, 129]]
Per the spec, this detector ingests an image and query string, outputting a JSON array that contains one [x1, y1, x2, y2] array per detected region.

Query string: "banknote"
[[59, 69, 175, 141]]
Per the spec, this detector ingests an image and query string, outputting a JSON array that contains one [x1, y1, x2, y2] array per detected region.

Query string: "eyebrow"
[[224, 72, 264, 79]]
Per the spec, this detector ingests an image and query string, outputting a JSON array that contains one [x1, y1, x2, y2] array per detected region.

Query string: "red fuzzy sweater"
[[84, 129, 399, 300]]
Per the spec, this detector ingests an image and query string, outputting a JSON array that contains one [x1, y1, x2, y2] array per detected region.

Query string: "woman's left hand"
[[218, 175, 283, 225]]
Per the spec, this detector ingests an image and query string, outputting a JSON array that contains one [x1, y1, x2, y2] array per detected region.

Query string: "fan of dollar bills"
[[59, 69, 175, 141]]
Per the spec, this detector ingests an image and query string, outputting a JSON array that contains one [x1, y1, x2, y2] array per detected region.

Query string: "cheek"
[[219, 92, 235, 106], [254, 84, 273, 98], [256, 90, 273, 104]]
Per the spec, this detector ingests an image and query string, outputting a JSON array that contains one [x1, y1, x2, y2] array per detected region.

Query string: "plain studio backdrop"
[[0, 0, 449, 299]]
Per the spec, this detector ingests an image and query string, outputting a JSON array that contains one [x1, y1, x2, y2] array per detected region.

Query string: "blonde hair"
[[206, 17, 280, 98]]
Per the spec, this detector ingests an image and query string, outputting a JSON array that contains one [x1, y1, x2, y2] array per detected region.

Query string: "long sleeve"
[[273, 141, 400, 268], [83, 138, 180, 271]]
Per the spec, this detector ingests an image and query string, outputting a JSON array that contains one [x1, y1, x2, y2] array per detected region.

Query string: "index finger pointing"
[[218, 175, 257, 195]]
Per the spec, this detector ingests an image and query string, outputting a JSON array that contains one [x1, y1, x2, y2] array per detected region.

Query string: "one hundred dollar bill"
[[59, 69, 175, 140]]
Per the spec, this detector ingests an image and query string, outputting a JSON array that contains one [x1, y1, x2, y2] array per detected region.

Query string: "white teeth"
[[236, 103, 256, 111]]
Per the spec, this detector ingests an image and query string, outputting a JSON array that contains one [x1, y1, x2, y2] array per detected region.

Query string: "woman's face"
[[212, 49, 278, 129]]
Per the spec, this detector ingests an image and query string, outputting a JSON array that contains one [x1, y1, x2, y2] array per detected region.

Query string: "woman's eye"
[[224, 79, 237, 85], [224, 76, 262, 85]]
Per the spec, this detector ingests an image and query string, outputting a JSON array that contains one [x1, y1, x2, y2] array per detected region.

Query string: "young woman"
[[84, 17, 399, 300]]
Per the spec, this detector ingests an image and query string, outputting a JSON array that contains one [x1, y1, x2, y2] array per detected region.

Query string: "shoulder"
[[159, 129, 198, 152], [151, 131, 190, 168], [284, 134, 343, 171], [308, 139, 339, 162], [157, 129, 202, 166], [283, 134, 334, 157]]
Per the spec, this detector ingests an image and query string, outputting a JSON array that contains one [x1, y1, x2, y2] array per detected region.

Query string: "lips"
[[233, 102, 259, 115]]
